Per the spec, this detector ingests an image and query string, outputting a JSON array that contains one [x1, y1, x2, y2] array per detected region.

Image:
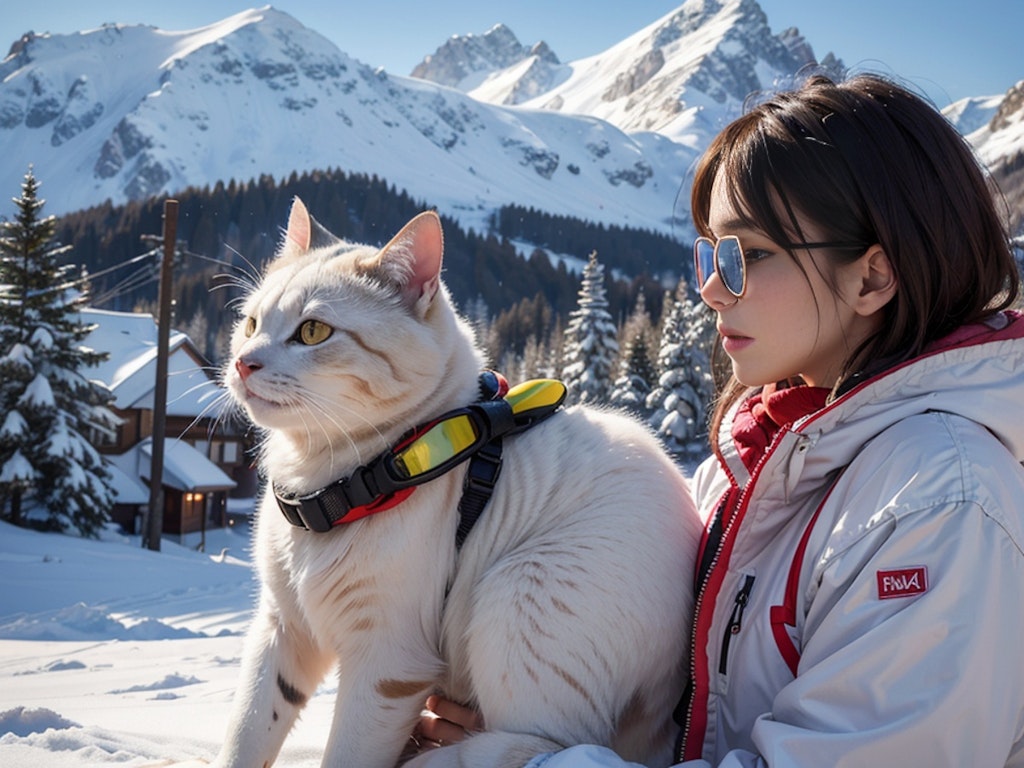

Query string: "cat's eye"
[[243, 316, 256, 337], [297, 319, 333, 345]]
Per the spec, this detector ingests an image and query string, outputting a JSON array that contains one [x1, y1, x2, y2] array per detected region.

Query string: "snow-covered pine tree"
[[544, 317, 565, 380], [609, 288, 658, 416], [646, 282, 716, 464], [463, 294, 492, 363], [0, 168, 117, 536], [609, 331, 656, 416], [561, 251, 619, 405]]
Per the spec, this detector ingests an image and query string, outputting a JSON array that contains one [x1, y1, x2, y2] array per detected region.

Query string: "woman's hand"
[[414, 695, 484, 748]]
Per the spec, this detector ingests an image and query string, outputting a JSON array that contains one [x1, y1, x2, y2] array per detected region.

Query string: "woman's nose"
[[698, 270, 737, 309]]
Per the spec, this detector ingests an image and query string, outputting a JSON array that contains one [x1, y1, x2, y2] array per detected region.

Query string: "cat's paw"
[[137, 761, 209, 767]]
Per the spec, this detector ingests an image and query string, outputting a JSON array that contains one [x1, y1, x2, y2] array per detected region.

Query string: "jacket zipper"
[[677, 440, 781, 761], [677, 488, 743, 762], [719, 574, 755, 675]]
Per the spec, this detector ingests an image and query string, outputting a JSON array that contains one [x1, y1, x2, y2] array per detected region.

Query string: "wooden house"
[[80, 308, 254, 541]]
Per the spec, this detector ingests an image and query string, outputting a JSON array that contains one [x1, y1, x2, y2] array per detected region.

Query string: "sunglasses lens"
[[694, 239, 716, 289], [716, 238, 745, 297], [394, 415, 480, 479]]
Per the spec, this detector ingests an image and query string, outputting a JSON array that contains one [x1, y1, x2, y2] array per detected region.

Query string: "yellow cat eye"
[[243, 316, 256, 337], [298, 319, 333, 345]]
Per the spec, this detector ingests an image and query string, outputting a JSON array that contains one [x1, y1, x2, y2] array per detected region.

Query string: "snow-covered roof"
[[78, 308, 224, 417], [112, 438, 236, 493], [105, 463, 150, 505]]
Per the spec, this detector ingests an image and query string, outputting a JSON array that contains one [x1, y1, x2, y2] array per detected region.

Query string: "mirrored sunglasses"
[[693, 236, 871, 300], [694, 235, 746, 298]]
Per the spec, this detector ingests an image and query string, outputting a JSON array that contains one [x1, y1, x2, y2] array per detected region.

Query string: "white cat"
[[214, 199, 701, 768]]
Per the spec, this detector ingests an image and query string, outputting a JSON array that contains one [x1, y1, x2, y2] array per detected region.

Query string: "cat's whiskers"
[[247, 369, 303, 409], [221, 243, 266, 291], [267, 404, 358, 490], [177, 373, 236, 437], [299, 389, 387, 467], [261, 385, 412, 484], [187, 388, 239, 446], [248, 429, 273, 463], [291, 406, 332, 469], [151, 373, 249, 462], [212, 274, 261, 304], [243, 381, 349, 476]]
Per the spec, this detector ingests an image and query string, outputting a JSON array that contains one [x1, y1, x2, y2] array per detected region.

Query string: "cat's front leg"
[[212, 599, 333, 768], [319, 645, 440, 768]]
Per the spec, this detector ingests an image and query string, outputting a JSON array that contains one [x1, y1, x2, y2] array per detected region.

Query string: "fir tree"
[[543, 318, 565, 380], [463, 294, 492, 364], [646, 282, 716, 464], [609, 330, 656, 416], [561, 251, 619, 405], [610, 288, 658, 416], [518, 334, 548, 382], [0, 168, 117, 536]]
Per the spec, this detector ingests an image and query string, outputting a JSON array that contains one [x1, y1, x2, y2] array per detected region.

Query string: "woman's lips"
[[719, 328, 754, 353]]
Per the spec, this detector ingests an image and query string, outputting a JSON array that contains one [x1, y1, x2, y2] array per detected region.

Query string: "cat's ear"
[[276, 198, 341, 267], [284, 197, 312, 255], [377, 211, 443, 316]]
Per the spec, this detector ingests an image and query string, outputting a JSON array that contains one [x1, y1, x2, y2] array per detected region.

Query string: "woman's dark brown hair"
[[691, 73, 1021, 449]]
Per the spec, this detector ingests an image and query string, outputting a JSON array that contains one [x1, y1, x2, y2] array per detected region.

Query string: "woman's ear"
[[853, 244, 898, 316]]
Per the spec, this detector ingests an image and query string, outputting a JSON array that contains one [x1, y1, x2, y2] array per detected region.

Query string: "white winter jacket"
[[527, 310, 1024, 768]]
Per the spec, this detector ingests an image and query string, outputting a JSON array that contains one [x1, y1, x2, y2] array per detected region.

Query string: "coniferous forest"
[[53, 167, 687, 366]]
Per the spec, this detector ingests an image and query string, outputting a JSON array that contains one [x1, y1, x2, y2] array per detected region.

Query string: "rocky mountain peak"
[[991, 81, 1024, 132], [409, 24, 558, 89]]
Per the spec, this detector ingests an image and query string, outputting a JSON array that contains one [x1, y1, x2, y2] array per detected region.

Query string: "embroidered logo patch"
[[876, 567, 928, 599]]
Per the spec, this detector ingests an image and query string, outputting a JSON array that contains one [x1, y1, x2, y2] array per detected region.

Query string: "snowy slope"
[[0, 518, 338, 767], [0, 7, 697, 238], [958, 82, 1024, 172], [943, 92, 1006, 137], [944, 81, 1024, 231]]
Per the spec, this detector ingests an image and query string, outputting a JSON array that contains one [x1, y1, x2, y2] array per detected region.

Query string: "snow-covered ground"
[[0, 516, 337, 767]]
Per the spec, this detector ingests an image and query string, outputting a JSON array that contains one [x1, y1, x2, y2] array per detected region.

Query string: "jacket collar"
[[721, 310, 1024, 478], [730, 383, 830, 475]]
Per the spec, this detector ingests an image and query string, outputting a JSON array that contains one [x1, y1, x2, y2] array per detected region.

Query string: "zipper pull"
[[727, 574, 755, 633], [719, 574, 755, 674]]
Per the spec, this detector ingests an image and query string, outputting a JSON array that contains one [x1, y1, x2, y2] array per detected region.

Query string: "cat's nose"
[[235, 358, 262, 382]]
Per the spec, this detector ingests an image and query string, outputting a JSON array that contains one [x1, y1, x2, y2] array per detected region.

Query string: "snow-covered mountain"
[[409, 22, 562, 102], [943, 82, 1024, 231], [1, 0, 1020, 241], [0, 0, 836, 238], [0, 6, 699, 236], [412, 0, 837, 147]]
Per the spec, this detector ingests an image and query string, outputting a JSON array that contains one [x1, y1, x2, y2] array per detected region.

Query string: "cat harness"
[[273, 372, 566, 546]]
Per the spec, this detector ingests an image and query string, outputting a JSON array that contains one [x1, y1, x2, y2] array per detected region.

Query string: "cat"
[[213, 198, 702, 768]]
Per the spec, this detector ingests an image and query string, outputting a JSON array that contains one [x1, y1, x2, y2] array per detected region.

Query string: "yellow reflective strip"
[[395, 414, 479, 478], [505, 379, 567, 416]]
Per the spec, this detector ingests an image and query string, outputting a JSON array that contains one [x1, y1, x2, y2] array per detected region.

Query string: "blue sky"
[[2, 0, 1020, 107]]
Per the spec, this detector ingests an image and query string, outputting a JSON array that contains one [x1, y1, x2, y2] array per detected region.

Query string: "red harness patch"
[[876, 566, 928, 599]]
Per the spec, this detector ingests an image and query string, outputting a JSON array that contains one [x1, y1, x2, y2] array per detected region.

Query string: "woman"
[[420, 73, 1024, 766]]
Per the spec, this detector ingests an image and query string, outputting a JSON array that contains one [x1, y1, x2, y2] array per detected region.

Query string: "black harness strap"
[[455, 437, 503, 549], [453, 372, 509, 549]]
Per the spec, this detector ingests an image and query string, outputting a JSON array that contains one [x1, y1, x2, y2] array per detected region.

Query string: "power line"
[[66, 247, 161, 287], [0, 246, 163, 303], [4, 232, 252, 308]]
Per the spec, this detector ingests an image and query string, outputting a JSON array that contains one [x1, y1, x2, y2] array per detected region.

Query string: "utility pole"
[[143, 199, 178, 552]]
